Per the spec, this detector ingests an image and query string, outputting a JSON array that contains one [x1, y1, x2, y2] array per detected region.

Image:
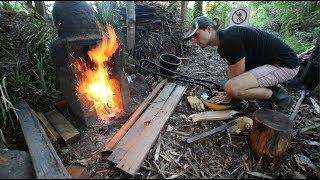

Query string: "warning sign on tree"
[[230, 7, 249, 26]]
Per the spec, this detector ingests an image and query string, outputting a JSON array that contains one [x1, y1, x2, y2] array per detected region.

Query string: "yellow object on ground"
[[203, 100, 231, 111], [187, 96, 205, 111], [228, 116, 253, 134], [188, 110, 240, 122]]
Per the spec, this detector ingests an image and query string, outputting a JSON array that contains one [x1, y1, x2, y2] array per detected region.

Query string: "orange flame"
[[72, 25, 123, 122]]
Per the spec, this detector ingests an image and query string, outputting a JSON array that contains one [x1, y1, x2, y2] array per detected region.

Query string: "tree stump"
[[249, 109, 294, 164]]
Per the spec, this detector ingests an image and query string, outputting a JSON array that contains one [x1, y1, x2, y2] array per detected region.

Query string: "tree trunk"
[[180, 1, 188, 29], [249, 109, 294, 165], [193, 1, 203, 18], [126, 1, 136, 53], [34, 1, 46, 18], [249, 116, 292, 164]]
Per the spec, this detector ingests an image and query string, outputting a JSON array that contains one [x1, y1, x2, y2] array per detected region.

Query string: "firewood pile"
[[118, 2, 184, 61]]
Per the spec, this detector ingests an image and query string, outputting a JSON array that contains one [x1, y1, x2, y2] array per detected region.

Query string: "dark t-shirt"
[[217, 26, 300, 71]]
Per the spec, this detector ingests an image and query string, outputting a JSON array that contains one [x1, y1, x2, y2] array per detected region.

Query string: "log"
[[45, 109, 80, 143], [34, 1, 46, 18], [15, 101, 71, 179], [249, 109, 293, 164], [104, 79, 167, 152], [180, 1, 188, 28], [126, 1, 136, 52]]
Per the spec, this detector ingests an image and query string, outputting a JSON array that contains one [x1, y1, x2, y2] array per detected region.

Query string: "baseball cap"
[[183, 16, 214, 41]]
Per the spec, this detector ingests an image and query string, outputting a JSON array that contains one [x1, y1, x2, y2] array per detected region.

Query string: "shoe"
[[269, 85, 294, 115], [230, 99, 249, 111]]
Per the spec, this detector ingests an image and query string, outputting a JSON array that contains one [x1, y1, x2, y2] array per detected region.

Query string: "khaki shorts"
[[248, 64, 300, 87]]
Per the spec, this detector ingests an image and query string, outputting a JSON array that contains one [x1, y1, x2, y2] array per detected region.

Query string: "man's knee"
[[224, 79, 241, 98]]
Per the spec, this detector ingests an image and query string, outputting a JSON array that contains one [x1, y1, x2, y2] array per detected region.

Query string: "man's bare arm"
[[227, 58, 245, 78]]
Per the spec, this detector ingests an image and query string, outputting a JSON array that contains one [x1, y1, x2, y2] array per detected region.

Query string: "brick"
[[67, 165, 89, 179]]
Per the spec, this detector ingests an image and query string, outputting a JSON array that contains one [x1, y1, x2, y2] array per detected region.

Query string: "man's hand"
[[187, 96, 205, 111], [209, 91, 232, 105]]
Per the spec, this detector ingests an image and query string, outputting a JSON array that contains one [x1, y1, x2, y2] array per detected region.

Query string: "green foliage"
[[94, 1, 120, 28], [186, 7, 194, 27], [203, 1, 319, 54], [1, 1, 30, 13], [1, 4, 57, 131], [13, 58, 30, 90], [193, 1, 203, 18], [22, 15, 54, 93], [2, 1, 21, 12], [248, 1, 273, 28], [249, 1, 320, 53], [34, 54, 47, 92], [205, 2, 232, 28]]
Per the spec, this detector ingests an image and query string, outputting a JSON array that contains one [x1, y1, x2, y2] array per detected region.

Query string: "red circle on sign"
[[232, 9, 247, 24]]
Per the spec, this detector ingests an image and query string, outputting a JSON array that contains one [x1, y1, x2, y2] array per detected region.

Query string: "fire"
[[72, 25, 123, 122]]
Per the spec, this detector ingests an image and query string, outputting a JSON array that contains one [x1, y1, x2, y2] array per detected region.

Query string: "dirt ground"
[[1, 11, 319, 179], [53, 42, 320, 179]]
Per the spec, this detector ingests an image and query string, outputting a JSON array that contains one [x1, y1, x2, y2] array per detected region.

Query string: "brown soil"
[[56, 43, 320, 179], [1, 9, 319, 180]]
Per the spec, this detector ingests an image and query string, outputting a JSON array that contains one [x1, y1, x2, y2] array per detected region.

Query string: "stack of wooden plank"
[[15, 101, 72, 179], [15, 101, 81, 178], [105, 79, 187, 175]]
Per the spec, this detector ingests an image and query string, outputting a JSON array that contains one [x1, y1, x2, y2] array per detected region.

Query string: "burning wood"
[[71, 25, 124, 122], [50, 1, 130, 127]]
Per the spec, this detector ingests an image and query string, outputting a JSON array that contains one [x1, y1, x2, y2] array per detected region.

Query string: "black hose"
[[135, 59, 222, 97]]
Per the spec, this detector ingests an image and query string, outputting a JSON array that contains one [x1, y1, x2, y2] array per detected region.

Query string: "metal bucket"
[[159, 53, 182, 76]]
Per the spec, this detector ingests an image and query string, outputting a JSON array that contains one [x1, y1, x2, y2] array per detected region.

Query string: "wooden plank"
[[108, 82, 175, 163], [108, 83, 176, 164], [45, 109, 80, 143], [310, 97, 320, 114], [30, 109, 59, 144], [104, 79, 167, 152], [117, 85, 187, 175], [15, 101, 71, 179], [290, 90, 306, 121]]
